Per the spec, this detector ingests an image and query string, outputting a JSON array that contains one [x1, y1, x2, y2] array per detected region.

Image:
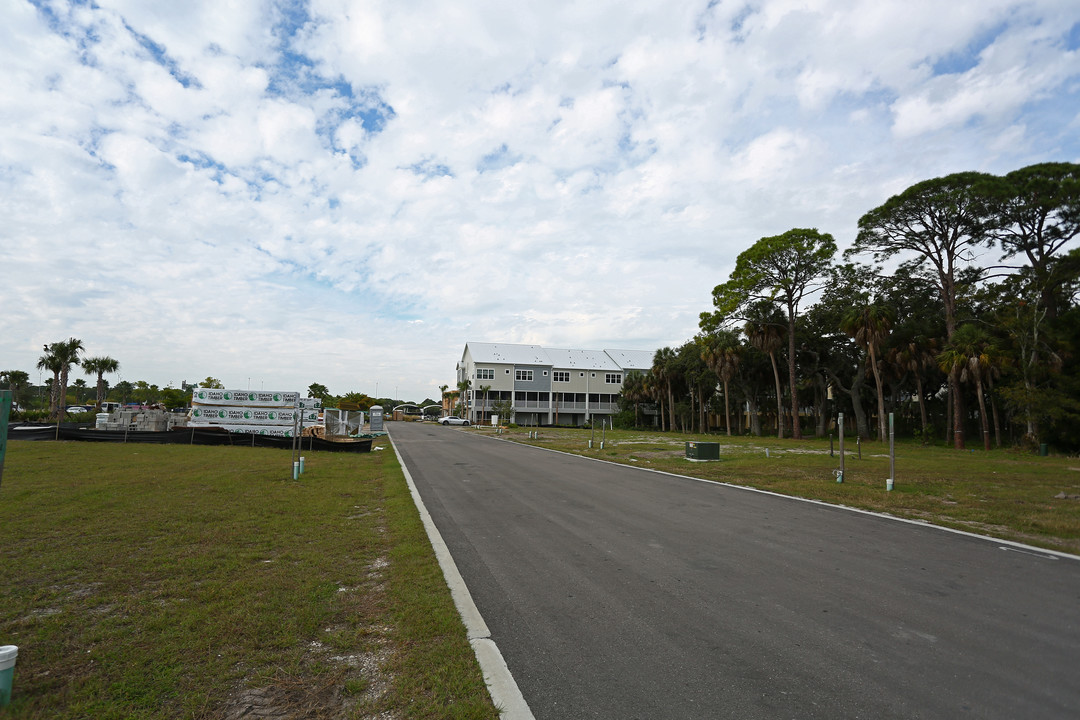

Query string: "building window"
[[506, 369, 511, 374], [477, 368, 494, 380], [553, 371, 570, 382], [516, 369, 533, 381], [605, 373, 622, 385]]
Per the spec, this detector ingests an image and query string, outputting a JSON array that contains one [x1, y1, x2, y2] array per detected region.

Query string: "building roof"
[[604, 348, 656, 371], [464, 342, 551, 366], [463, 342, 657, 372], [546, 348, 620, 371]]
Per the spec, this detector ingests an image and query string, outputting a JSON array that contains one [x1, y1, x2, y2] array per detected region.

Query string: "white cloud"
[[1, 0, 1078, 401]]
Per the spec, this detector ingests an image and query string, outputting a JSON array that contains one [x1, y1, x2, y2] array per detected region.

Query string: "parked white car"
[[440, 416, 470, 426]]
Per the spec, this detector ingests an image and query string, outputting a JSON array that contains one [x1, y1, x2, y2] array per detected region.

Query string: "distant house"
[[457, 342, 655, 426]]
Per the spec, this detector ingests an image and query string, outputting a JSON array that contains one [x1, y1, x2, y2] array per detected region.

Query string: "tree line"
[[620, 163, 1079, 451], [2, 339, 122, 419], [0, 359, 433, 420]]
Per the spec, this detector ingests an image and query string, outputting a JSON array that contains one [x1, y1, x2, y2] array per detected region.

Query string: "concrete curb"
[[388, 433, 534, 719]]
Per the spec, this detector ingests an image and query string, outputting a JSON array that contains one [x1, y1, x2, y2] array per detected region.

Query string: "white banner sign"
[[220, 425, 295, 437], [190, 389, 301, 407], [190, 406, 318, 425]]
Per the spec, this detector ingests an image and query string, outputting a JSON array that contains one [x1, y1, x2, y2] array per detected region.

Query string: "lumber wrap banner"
[[190, 389, 301, 407], [189, 406, 318, 426]]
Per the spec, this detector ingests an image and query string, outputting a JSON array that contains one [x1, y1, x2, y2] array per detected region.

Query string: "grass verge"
[[0, 439, 498, 719], [470, 425, 1080, 555]]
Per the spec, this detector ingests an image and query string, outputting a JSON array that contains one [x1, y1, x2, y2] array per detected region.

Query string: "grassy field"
[[0, 439, 498, 720], [3, 425, 1077, 717], [470, 424, 1080, 555]]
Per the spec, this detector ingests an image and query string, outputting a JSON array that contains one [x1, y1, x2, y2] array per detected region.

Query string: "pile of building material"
[[188, 389, 321, 437], [99, 408, 189, 432]]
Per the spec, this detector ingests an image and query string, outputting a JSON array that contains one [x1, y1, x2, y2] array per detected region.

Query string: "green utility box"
[[686, 441, 720, 461]]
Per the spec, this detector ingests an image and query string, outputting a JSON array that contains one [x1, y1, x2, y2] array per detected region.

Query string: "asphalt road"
[[389, 422, 1080, 719]]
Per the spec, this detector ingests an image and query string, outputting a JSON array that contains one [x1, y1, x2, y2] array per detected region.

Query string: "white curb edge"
[[389, 433, 535, 719], [479, 431, 1080, 563]]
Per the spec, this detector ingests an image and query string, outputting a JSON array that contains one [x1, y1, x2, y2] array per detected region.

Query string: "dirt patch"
[[224, 637, 396, 720]]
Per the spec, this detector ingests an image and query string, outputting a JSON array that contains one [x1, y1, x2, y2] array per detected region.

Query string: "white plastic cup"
[[0, 645, 18, 707]]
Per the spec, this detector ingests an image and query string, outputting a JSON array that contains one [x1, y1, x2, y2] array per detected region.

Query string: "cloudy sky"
[[2, 0, 1079, 402]]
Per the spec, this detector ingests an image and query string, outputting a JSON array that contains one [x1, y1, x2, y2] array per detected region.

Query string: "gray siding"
[[513, 365, 552, 392]]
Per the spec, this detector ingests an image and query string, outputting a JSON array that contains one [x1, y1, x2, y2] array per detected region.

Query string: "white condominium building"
[[457, 342, 655, 426]]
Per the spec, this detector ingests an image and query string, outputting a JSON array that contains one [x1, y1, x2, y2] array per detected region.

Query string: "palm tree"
[[889, 336, 939, 445], [439, 384, 450, 415], [83, 356, 120, 409], [72, 379, 87, 405], [620, 371, 646, 428], [841, 303, 894, 441], [479, 384, 491, 424], [652, 348, 677, 432], [702, 330, 742, 436], [457, 379, 471, 420], [980, 343, 1010, 448], [37, 347, 64, 419], [642, 371, 663, 430], [744, 303, 786, 439], [1, 370, 30, 411], [938, 325, 994, 451], [53, 338, 85, 416]]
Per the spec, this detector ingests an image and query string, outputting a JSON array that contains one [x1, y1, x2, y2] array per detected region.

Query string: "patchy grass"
[[470, 425, 1080, 555], [0, 440, 497, 720]]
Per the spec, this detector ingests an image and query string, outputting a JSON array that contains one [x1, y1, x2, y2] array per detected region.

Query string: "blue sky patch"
[[729, 5, 755, 43], [408, 158, 454, 180], [477, 144, 521, 173], [178, 152, 228, 184], [123, 20, 201, 89], [931, 21, 1007, 76], [1065, 21, 1080, 52]]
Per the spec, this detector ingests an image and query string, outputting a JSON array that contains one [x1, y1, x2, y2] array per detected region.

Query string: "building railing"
[[471, 399, 619, 414], [515, 401, 618, 412]]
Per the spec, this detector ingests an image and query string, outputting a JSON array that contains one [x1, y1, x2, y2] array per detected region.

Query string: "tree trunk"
[[869, 345, 887, 442], [850, 369, 870, 440], [814, 376, 828, 437], [974, 374, 990, 451], [667, 383, 676, 434], [698, 382, 707, 434], [748, 396, 762, 436], [788, 316, 802, 439], [769, 351, 784, 439], [722, 380, 732, 436], [950, 370, 965, 449], [989, 387, 1002, 449], [915, 373, 929, 444], [945, 388, 953, 445], [48, 373, 60, 419]]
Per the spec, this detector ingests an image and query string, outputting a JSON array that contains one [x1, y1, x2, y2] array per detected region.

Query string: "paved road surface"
[[390, 423, 1080, 719]]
